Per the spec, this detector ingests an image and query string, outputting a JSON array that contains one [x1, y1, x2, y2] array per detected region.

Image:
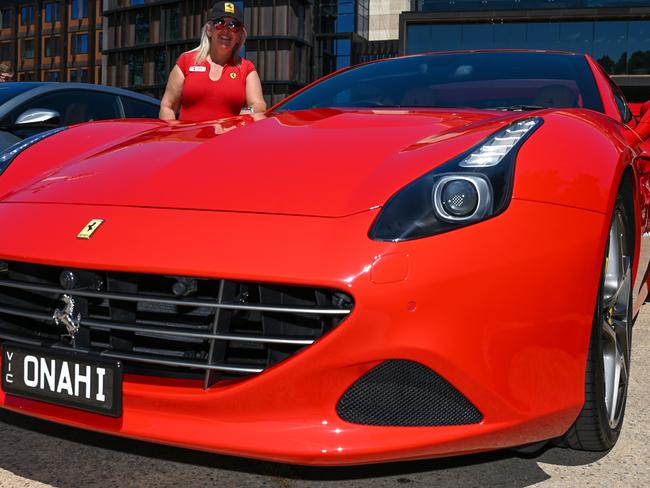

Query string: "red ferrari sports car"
[[0, 50, 648, 465]]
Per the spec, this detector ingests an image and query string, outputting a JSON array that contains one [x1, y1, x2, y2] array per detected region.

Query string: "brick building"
[[0, 0, 102, 82]]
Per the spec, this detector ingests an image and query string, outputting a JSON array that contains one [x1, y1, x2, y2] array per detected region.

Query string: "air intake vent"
[[0, 261, 353, 388], [336, 360, 482, 426]]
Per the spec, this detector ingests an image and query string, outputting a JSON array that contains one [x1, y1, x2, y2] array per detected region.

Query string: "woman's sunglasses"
[[212, 18, 243, 33]]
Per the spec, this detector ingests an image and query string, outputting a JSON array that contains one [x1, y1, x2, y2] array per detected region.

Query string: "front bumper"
[[0, 199, 606, 465]]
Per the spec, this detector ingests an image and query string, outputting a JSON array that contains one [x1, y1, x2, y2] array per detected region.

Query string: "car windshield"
[[0, 83, 41, 106], [275, 52, 604, 113]]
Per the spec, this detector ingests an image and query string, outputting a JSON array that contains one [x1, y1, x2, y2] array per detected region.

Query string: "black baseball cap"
[[210, 2, 244, 24]]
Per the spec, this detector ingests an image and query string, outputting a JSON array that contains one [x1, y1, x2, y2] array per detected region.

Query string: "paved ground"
[[0, 308, 648, 488]]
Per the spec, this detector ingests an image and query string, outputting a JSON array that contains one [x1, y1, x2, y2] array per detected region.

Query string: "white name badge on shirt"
[[189, 66, 207, 72]]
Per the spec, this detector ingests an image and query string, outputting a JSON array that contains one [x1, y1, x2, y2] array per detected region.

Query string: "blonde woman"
[[159, 1, 266, 121]]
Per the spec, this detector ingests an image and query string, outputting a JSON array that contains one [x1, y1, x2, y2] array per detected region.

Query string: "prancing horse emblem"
[[53, 294, 81, 346], [77, 218, 104, 239]]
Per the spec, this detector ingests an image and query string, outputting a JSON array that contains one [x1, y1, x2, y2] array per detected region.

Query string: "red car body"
[[0, 51, 648, 465]]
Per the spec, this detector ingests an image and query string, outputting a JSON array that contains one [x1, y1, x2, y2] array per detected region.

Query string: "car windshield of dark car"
[[275, 52, 604, 113], [0, 84, 39, 106]]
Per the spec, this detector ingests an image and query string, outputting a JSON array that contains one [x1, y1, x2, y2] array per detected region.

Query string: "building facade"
[[102, 0, 313, 105], [402, 0, 650, 101], [0, 0, 102, 82]]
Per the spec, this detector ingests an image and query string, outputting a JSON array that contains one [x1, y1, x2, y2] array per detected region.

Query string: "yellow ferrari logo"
[[225, 2, 235, 13], [77, 219, 104, 239], [230, 72, 237, 79]]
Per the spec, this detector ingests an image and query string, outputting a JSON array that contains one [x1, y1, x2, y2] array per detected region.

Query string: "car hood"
[[2, 108, 522, 217]]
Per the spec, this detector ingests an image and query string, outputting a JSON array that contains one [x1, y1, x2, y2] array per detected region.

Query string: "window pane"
[[461, 24, 494, 50], [558, 22, 594, 54], [277, 52, 604, 114], [628, 20, 650, 75], [13, 90, 121, 126], [594, 21, 628, 75], [494, 23, 526, 48], [121, 96, 160, 118], [22, 39, 34, 59], [527, 23, 561, 50]]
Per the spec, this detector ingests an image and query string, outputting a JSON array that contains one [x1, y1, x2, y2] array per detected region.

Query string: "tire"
[[562, 196, 633, 451]]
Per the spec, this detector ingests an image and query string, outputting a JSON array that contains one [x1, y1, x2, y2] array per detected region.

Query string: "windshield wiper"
[[488, 105, 547, 112]]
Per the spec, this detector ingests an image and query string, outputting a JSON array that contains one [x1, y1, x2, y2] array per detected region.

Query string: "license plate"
[[1, 343, 122, 417]]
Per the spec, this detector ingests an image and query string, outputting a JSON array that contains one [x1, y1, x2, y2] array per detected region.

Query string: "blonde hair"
[[190, 21, 247, 65]]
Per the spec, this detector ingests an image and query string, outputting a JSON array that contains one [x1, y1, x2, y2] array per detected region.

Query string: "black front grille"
[[0, 261, 353, 388], [337, 360, 483, 426]]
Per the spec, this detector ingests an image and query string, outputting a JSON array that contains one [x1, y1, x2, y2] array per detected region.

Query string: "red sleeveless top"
[[176, 52, 256, 122]]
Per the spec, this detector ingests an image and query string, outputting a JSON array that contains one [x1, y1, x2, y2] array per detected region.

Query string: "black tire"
[[562, 196, 633, 451]]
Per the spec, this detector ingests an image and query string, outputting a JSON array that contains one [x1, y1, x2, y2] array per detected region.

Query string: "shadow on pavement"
[[0, 409, 608, 487]]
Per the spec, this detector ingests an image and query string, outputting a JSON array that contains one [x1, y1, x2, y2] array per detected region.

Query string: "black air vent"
[[0, 261, 353, 388], [337, 360, 482, 426]]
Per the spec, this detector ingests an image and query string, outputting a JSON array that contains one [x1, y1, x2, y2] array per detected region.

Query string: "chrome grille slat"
[[0, 304, 316, 345], [0, 279, 350, 315], [0, 261, 353, 386]]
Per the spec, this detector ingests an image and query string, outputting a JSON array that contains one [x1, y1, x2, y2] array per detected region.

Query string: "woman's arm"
[[159, 65, 185, 120], [246, 71, 267, 113]]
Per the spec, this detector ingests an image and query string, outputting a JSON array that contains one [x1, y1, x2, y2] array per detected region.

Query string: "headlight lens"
[[0, 127, 67, 175], [370, 117, 542, 241]]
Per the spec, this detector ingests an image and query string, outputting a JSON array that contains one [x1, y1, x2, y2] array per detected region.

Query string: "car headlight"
[[0, 127, 68, 176], [369, 117, 543, 241]]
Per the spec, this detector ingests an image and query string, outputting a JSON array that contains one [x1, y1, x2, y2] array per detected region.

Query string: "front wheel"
[[563, 197, 633, 450]]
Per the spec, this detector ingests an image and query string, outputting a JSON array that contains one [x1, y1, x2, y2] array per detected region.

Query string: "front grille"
[[337, 360, 483, 426], [0, 261, 353, 388]]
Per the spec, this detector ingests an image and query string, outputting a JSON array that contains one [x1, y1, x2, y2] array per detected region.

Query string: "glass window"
[[22, 39, 34, 59], [71, 33, 88, 54], [337, 14, 353, 32], [276, 52, 604, 114], [129, 53, 144, 86], [154, 49, 167, 85], [21, 6, 34, 26], [12, 90, 121, 127], [336, 55, 350, 70], [98, 32, 103, 51], [526, 22, 561, 50], [407, 24, 462, 54], [164, 5, 180, 41], [71, 0, 88, 20], [594, 21, 628, 75], [558, 22, 594, 54], [47, 71, 61, 81], [135, 12, 149, 44], [628, 21, 650, 75], [121, 96, 160, 118], [44, 37, 61, 57], [461, 24, 493, 50], [0, 42, 11, 60], [336, 39, 351, 56], [494, 23, 526, 48], [1, 8, 12, 29], [0, 84, 36, 105], [45, 2, 61, 23]]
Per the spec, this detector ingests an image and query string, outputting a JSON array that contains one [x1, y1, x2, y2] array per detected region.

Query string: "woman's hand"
[[159, 65, 185, 120]]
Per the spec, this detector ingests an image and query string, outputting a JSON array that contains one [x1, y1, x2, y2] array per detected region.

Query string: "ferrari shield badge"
[[77, 219, 104, 239], [225, 3, 235, 13]]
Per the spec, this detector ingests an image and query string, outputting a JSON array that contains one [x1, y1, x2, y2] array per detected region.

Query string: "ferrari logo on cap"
[[225, 2, 235, 13], [230, 72, 237, 79], [77, 219, 104, 239]]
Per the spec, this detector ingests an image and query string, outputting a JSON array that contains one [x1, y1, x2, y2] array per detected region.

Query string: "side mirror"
[[636, 101, 650, 139], [14, 108, 61, 127]]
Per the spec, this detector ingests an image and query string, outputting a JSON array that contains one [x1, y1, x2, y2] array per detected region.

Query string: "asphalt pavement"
[[0, 307, 648, 488]]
